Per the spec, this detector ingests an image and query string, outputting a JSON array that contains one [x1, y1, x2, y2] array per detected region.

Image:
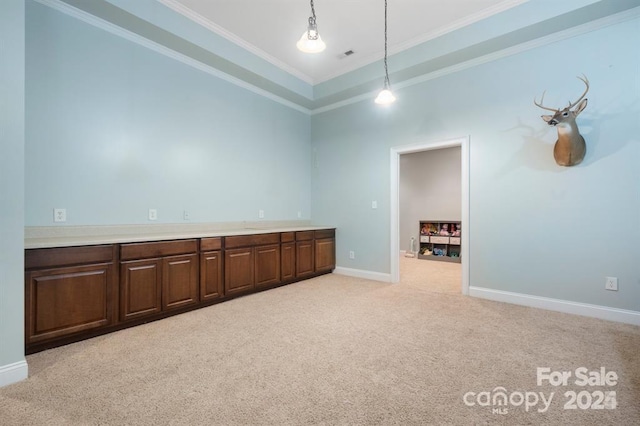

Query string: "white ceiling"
[[160, 0, 528, 84]]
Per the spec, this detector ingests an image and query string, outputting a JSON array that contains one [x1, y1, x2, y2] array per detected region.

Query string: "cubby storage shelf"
[[418, 220, 461, 263]]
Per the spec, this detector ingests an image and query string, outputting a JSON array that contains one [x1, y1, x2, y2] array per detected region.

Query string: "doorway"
[[390, 136, 470, 294]]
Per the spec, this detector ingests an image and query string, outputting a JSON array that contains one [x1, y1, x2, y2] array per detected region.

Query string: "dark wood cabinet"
[[281, 242, 295, 282], [315, 238, 336, 272], [315, 229, 336, 273], [120, 239, 198, 321], [25, 228, 335, 353], [255, 243, 280, 288], [201, 251, 223, 301], [225, 233, 281, 294], [25, 245, 117, 346], [120, 258, 162, 320], [201, 237, 223, 301], [296, 231, 315, 278], [225, 247, 255, 295], [281, 232, 295, 282], [26, 263, 114, 344], [163, 254, 198, 310]]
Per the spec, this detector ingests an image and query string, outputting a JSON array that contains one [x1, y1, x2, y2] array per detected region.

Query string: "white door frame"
[[390, 136, 470, 295]]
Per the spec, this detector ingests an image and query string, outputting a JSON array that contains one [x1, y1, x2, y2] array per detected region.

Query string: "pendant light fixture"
[[297, 0, 326, 53], [375, 0, 396, 105]]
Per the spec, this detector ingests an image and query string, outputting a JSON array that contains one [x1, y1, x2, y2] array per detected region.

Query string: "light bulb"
[[375, 88, 396, 105], [297, 30, 326, 53]]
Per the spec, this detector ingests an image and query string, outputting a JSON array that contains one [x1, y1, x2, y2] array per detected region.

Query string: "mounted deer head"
[[534, 75, 589, 166]]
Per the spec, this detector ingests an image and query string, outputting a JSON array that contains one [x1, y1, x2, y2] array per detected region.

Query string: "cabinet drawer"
[[225, 233, 280, 249], [121, 239, 197, 261], [430, 236, 450, 244], [201, 237, 222, 251], [419, 236, 429, 243], [281, 232, 295, 243], [26, 245, 115, 269], [296, 231, 314, 241], [314, 229, 335, 239], [449, 237, 461, 245]]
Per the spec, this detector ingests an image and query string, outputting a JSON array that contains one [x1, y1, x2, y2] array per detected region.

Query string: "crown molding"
[[391, 0, 530, 56], [311, 5, 640, 114], [34, 0, 311, 114], [30, 0, 640, 115], [157, 0, 314, 85], [314, 0, 529, 84]]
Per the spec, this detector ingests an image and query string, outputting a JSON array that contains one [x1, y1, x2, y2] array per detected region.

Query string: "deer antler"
[[535, 75, 590, 112], [534, 91, 558, 112], [566, 74, 589, 109]]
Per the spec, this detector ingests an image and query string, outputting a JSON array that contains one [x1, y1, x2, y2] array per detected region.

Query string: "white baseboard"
[[0, 360, 28, 388], [333, 267, 392, 283], [469, 286, 640, 326]]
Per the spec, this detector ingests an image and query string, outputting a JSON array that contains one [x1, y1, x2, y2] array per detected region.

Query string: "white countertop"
[[25, 221, 335, 249]]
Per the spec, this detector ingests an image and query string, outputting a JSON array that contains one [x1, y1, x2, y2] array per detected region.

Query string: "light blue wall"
[[0, 0, 26, 376], [26, 1, 311, 226], [313, 0, 605, 101], [103, 0, 313, 99], [312, 17, 640, 311]]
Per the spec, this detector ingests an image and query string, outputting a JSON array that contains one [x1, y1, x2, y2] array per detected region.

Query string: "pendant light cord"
[[374, 0, 395, 103], [383, 0, 390, 88], [310, 0, 317, 21], [308, 0, 319, 39]]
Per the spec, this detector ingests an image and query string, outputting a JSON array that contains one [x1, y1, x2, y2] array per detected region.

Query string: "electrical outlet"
[[372, 201, 378, 209], [183, 210, 191, 221], [53, 208, 66, 222], [297, 211, 302, 218], [258, 209, 264, 219], [349, 251, 355, 259], [148, 209, 158, 221], [605, 277, 618, 291]]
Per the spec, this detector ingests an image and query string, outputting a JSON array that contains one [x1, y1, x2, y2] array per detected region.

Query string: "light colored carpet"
[[399, 256, 461, 294], [1, 261, 639, 425]]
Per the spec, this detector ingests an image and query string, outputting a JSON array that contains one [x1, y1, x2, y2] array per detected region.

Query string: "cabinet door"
[[296, 240, 315, 278], [163, 254, 199, 310], [25, 263, 115, 344], [201, 250, 223, 301], [315, 238, 335, 272], [120, 258, 162, 321], [255, 244, 281, 288], [225, 247, 254, 296], [281, 242, 295, 282]]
